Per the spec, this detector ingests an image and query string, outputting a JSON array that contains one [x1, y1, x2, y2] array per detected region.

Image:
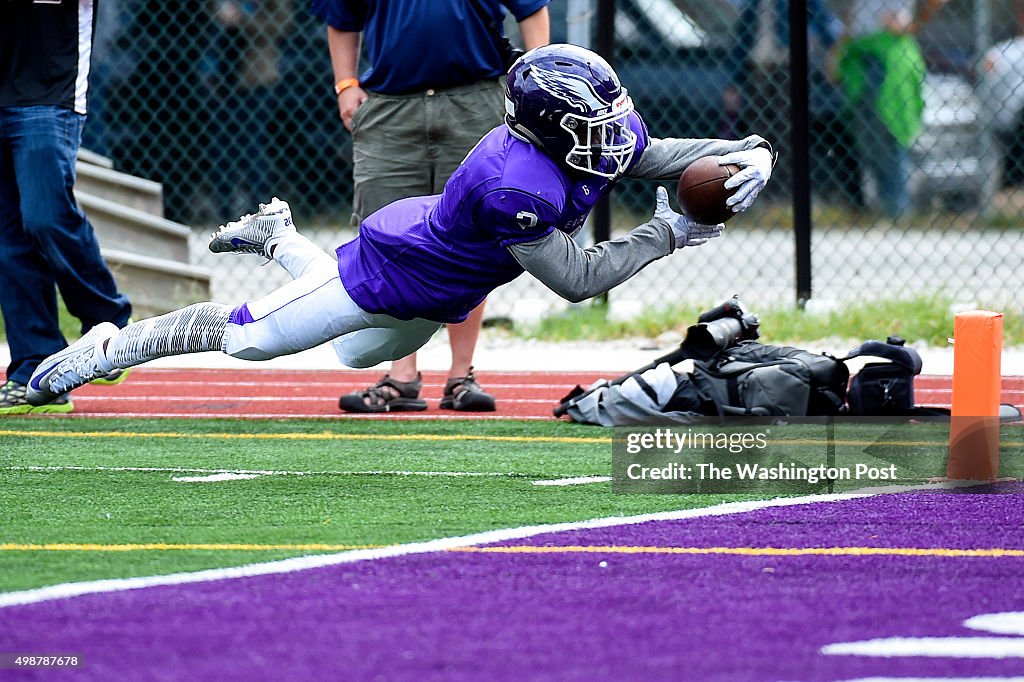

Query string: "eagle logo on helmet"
[[531, 67, 611, 113]]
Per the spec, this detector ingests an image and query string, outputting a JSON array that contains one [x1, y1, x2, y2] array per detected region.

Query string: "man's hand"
[[338, 86, 368, 132], [653, 186, 723, 250], [718, 146, 774, 213]]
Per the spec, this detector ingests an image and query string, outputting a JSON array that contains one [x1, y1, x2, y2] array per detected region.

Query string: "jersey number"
[[515, 211, 539, 230]]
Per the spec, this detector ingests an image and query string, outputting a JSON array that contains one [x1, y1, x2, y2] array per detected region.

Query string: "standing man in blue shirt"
[[313, 0, 550, 413], [0, 0, 133, 414]]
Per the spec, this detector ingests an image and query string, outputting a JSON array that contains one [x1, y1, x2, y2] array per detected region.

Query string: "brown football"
[[676, 157, 741, 225]]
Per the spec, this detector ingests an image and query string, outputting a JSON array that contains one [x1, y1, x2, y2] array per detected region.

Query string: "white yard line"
[[532, 476, 613, 486], [822, 637, 1024, 658], [0, 492, 872, 608], [171, 473, 263, 483]]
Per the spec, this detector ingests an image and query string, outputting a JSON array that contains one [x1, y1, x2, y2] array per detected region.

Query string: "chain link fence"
[[86, 0, 1024, 323]]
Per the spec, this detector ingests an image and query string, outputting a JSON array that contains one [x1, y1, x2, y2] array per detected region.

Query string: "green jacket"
[[838, 31, 926, 148]]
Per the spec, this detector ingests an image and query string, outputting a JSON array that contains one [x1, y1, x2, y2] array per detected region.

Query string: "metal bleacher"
[[76, 149, 211, 318]]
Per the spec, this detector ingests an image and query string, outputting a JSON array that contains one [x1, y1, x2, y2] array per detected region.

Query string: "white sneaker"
[[26, 322, 118, 406], [208, 197, 295, 259]]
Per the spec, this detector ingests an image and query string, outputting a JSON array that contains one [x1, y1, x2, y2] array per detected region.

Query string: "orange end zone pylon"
[[947, 310, 1003, 481]]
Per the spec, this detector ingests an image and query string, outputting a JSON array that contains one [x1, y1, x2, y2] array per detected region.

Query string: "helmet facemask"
[[504, 46, 639, 180], [561, 92, 636, 179]]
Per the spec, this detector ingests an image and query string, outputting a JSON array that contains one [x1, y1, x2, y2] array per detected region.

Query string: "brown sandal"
[[439, 368, 496, 412], [338, 374, 428, 413]]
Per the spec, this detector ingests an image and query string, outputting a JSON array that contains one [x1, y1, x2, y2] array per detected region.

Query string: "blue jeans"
[[0, 106, 132, 384]]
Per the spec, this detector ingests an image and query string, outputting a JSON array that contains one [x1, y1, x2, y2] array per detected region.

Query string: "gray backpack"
[[563, 342, 849, 425], [690, 342, 849, 417]]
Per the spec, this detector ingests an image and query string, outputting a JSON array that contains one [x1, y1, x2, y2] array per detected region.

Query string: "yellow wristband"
[[334, 78, 360, 96]]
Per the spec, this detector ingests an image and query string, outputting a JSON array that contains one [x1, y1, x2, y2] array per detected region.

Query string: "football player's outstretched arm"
[[628, 135, 773, 181], [630, 135, 777, 214], [507, 187, 721, 303]]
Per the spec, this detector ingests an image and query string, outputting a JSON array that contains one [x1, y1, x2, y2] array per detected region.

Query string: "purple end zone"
[[1, 487, 1022, 681]]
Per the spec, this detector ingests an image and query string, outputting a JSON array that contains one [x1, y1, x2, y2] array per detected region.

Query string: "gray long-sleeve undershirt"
[[507, 134, 770, 302]]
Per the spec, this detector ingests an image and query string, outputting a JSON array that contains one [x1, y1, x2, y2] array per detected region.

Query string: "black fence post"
[[593, 0, 616, 306], [789, 0, 812, 306]]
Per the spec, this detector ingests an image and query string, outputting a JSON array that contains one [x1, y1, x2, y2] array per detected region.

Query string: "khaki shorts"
[[350, 79, 504, 223]]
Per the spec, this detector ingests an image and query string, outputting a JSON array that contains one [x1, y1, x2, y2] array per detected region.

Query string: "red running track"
[[16, 369, 1024, 420]]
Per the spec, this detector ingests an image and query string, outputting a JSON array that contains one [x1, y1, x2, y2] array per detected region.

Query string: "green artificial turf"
[[3, 417, 1018, 593], [0, 418, 751, 592]]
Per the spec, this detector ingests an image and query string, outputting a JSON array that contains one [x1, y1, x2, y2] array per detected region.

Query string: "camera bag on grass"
[[561, 362, 708, 427], [559, 338, 970, 426], [556, 294, 1013, 426], [690, 341, 849, 417], [844, 337, 922, 415], [842, 337, 954, 417], [562, 341, 849, 426]]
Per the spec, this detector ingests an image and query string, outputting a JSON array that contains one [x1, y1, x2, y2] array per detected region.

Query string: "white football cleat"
[[27, 322, 118, 406], [208, 197, 295, 259]]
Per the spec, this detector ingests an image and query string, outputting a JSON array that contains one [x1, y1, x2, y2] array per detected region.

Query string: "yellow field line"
[[3, 543, 1022, 558], [449, 545, 1024, 558], [0, 429, 608, 445], [2, 428, 1020, 449], [772, 439, 1024, 448], [0, 543, 388, 552]]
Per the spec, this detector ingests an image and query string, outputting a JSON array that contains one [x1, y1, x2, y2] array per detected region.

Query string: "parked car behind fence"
[[909, 73, 985, 212], [979, 34, 1024, 186]]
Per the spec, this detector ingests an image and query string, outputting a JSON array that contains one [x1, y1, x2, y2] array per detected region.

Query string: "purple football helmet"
[[505, 44, 636, 179]]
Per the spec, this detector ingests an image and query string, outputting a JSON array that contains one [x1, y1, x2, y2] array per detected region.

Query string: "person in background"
[[834, 0, 947, 217], [313, 0, 550, 413], [724, 0, 863, 208], [204, 0, 293, 218], [108, 1, 209, 224], [0, 0, 133, 414]]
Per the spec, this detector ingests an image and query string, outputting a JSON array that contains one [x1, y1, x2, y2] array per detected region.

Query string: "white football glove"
[[718, 146, 775, 213], [653, 186, 723, 250]]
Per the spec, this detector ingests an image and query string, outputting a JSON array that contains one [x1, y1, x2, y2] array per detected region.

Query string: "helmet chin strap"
[[506, 124, 540, 147]]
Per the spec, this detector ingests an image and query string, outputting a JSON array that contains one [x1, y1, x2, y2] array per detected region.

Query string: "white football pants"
[[222, 233, 441, 368]]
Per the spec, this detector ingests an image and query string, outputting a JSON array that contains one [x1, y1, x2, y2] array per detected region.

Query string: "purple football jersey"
[[336, 114, 650, 323]]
